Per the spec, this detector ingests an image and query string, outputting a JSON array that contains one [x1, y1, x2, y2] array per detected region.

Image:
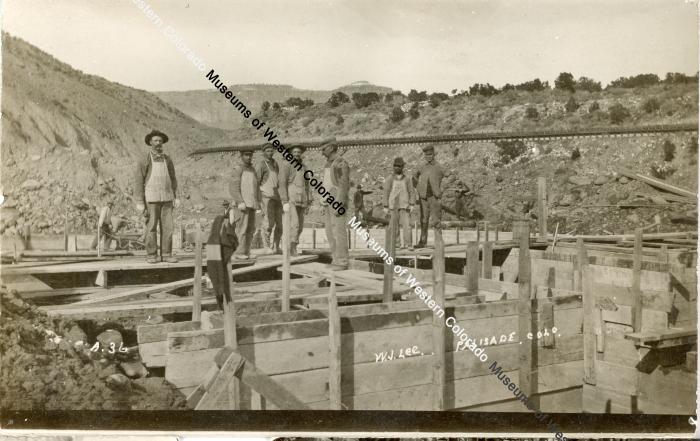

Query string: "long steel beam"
[[189, 123, 698, 156]]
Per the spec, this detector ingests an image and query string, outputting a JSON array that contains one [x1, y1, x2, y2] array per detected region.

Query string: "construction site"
[[1, 127, 697, 414]]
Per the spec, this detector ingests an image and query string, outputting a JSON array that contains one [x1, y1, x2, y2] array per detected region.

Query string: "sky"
[[2, 0, 698, 93]]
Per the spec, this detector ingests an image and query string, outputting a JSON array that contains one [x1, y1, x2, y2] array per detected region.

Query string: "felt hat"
[[262, 143, 274, 151], [421, 145, 434, 153], [393, 157, 405, 167], [289, 144, 306, 153], [145, 130, 169, 145], [319, 137, 337, 150]]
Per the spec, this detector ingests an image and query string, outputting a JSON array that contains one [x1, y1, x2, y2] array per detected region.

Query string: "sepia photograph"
[[0, 0, 698, 438]]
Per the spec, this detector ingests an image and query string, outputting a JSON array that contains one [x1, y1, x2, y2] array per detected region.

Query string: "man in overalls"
[[134, 130, 180, 263], [256, 143, 282, 254], [383, 157, 415, 250], [413, 145, 443, 248], [229, 150, 261, 260], [321, 138, 350, 271], [279, 145, 310, 256]]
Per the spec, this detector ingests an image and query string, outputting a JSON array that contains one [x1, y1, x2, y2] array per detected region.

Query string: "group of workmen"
[[131, 129, 445, 270]]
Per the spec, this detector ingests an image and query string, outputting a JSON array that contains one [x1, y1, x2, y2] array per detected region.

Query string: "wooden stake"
[[312, 228, 317, 249], [537, 177, 548, 241], [456, 228, 460, 244], [482, 241, 493, 280], [97, 221, 101, 258], [476, 222, 481, 243], [63, 210, 69, 252], [282, 209, 291, 312], [328, 273, 341, 410], [192, 223, 202, 322], [383, 206, 397, 303], [581, 243, 596, 385], [465, 241, 479, 295], [432, 230, 445, 410], [495, 227, 499, 242], [515, 219, 535, 396], [484, 221, 490, 242], [632, 228, 643, 332], [658, 244, 669, 264], [575, 238, 585, 292], [223, 260, 240, 409]]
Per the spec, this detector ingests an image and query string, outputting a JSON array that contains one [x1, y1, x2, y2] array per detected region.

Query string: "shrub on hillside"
[[335, 115, 344, 126], [389, 107, 405, 123], [495, 140, 527, 164], [642, 97, 661, 113], [554, 72, 576, 92], [272, 102, 281, 112], [665, 72, 699, 85], [516, 78, 549, 92], [609, 73, 660, 88], [286, 97, 314, 109], [408, 105, 420, 120], [525, 106, 539, 119], [565, 96, 579, 113], [571, 147, 581, 161], [609, 103, 630, 124], [662, 140, 676, 162], [408, 89, 428, 102], [687, 136, 698, 155], [576, 76, 602, 92], [384, 90, 404, 103], [649, 161, 676, 179], [352, 92, 381, 108], [261, 101, 270, 114], [327, 92, 350, 107], [429, 92, 449, 108], [588, 101, 600, 113], [468, 83, 499, 97]]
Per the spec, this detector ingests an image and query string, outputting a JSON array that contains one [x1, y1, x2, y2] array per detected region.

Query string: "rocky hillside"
[[0, 33, 233, 235], [156, 82, 393, 131]]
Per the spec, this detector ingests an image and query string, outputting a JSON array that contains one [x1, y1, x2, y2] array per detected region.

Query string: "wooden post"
[[312, 228, 317, 249], [96, 221, 101, 258], [432, 230, 445, 410], [282, 210, 291, 312], [484, 221, 490, 242], [192, 223, 203, 322], [482, 241, 493, 280], [383, 207, 397, 303], [581, 242, 596, 385], [537, 177, 548, 241], [658, 244, 668, 264], [575, 238, 586, 292], [495, 227, 499, 242], [328, 273, 341, 409], [515, 219, 535, 396], [476, 222, 481, 243], [63, 210, 69, 251], [465, 241, 479, 295], [223, 261, 240, 409], [632, 228, 643, 332], [456, 228, 460, 244], [414, 222, 419, 247]]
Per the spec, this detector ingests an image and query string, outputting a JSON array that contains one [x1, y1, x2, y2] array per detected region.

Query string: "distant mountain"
[[156, 82, 394, 130]]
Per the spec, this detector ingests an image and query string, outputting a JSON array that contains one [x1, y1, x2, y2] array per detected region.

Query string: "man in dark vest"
[[134, 130, 180, 263], [413, 145, 443, 248]]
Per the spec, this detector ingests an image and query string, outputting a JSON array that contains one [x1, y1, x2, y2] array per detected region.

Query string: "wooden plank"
[[465, 241, 479, 294], [460, 386, 582, 413], [592, 283, 673, 312], [595, 360, 639, 395], [617, 168, 697, 198], [432, 231, 446, 410], [581, 247, 596, 386], [538, 176, 547, 241], [192, 223, 202, 322], [224, 260, 240, 409], [328, 275, 341, 410], [195, 349, 244, 410], [383, 207, 397, 302], [515, 219, 535, 396], [71, 255, 316, 306]]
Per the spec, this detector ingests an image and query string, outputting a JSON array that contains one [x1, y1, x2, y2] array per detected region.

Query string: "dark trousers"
[[146, 201, 173, 256], [418, 196, 442, 245], [325, 207, 349, 266], [263, 197, 283, 248], [91, 224, 112, 250], [234, 208, 256, 256]]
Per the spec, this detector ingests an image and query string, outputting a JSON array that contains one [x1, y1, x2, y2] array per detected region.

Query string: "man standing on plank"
[[321, 138, 350, 271], [256, 143, 282, 254], [413, 145, 443, 248], [229, 150, 261, 260], [383, 157, 415, 250], [134, 130, 180, 263], [279, 145, 310, 257]]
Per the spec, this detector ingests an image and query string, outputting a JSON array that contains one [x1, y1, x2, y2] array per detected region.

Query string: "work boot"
[[273, 240, 282, 255], [330, 263, 348, 271], [146, 256, 158, 264], [289, 243, 298, 257], [261, 230, 270, 249], [163, 256, 178, 263], [233, 254, 250, 260]]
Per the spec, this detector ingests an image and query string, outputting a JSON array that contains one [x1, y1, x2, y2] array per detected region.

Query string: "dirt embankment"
[[0, 286, 187, 410]]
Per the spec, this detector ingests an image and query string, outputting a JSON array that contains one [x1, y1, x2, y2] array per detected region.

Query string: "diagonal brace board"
[[194, 347, 309, 410]]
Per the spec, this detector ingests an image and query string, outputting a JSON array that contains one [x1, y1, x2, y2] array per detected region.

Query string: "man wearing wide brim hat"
[[413, 144, 443, 248], [320, 137, 350, 270], [383, 156, 415, 249], [134, 129, 180, 263]]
